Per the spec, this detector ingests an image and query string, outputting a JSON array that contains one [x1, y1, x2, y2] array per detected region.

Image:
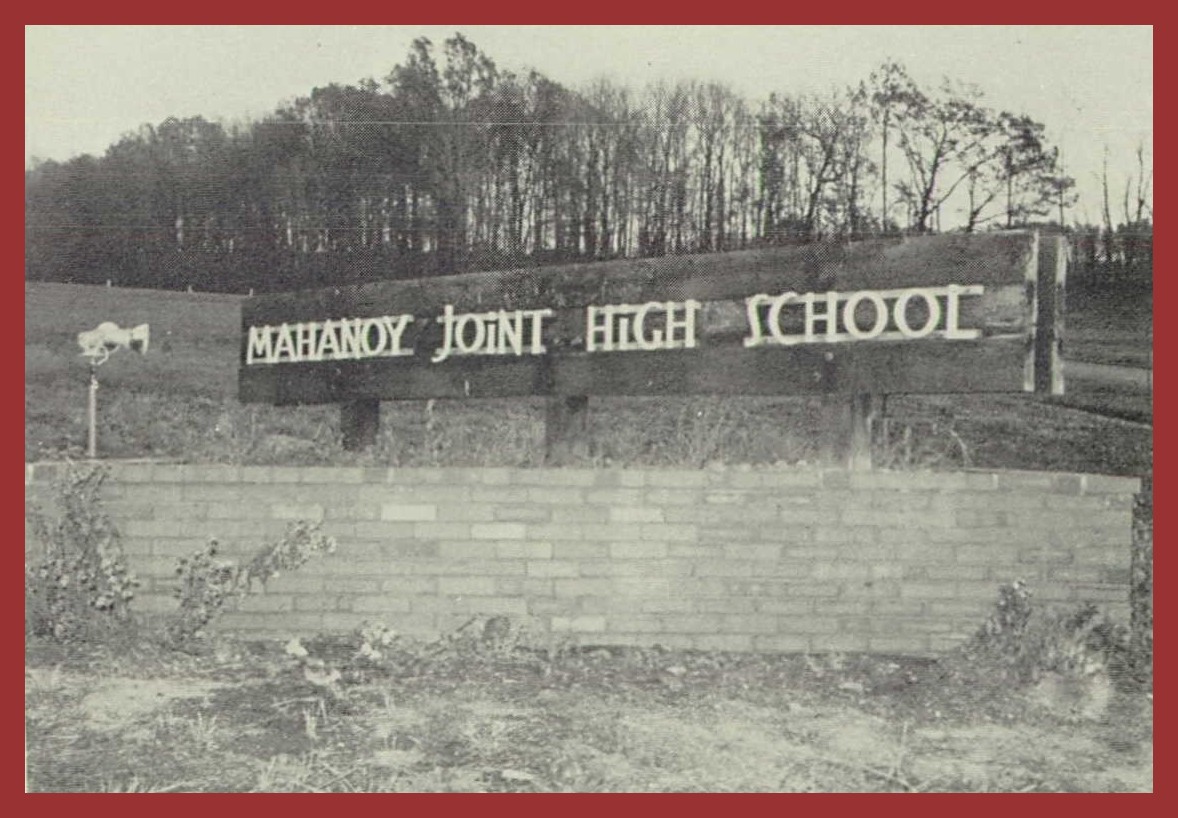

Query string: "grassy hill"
[[24, 280, 1152, 476], [1065, 274, 1153, 369]]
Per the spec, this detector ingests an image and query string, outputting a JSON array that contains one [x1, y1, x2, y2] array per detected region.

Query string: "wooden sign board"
[[239, 232, 1064, 408]]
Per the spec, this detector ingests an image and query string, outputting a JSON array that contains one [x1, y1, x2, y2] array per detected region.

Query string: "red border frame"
[[14, 14, 1162, 812]]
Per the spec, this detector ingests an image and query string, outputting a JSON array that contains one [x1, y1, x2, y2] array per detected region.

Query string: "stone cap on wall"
[[25, 460, 1143, 497]]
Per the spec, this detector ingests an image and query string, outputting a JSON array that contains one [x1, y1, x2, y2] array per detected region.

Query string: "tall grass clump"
[[25, 462, 139, 642]]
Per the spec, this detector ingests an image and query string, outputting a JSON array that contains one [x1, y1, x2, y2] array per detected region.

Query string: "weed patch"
[[25, 462, 139, 643], [168, 522, 336, 645]]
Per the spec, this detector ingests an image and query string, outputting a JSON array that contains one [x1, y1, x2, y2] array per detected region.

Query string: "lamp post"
[[87, 360, 99, 458], [76, 321, 150, 459]]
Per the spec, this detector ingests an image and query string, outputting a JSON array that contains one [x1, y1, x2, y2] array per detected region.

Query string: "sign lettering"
[[431, 306, 554, 363], [246, 286, 987, 365], [741, 284, 985, 347], [238, 232, 1065, 405], [246, 315, 414, 365]]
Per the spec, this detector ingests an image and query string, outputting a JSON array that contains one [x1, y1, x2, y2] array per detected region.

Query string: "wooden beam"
[[241, 335, 1030, 405], [243, 232, 1036, 327], [239, 232, 1046, 406]]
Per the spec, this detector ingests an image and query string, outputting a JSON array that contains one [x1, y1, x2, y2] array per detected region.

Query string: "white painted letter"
[[381, 314, 415, 356], [246, 325, 274, 364], [431, 305, 458, 363], [294, 322, 318, 360], [742, 294, 771, 348], [944, 284, 985, 340], [528, 308, 554, 354], [272, 324, 296, 361], [666, 300, 701, 349], [634, 302, 665, 350], [338, 319, 363, 360], [498, 310, 523, 355], [359, 318, 388, 357], [803, 291, 840, 342], [893, 288, 942, 339], [455, 313, 487, 354], [767, 292, 799, 345], [316, 320, 340, 359], [586, 305, 613, 352], [842, 291, 888, 340]]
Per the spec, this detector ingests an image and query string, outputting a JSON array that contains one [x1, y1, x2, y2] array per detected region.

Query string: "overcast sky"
[[25, 25, 1152, 225]]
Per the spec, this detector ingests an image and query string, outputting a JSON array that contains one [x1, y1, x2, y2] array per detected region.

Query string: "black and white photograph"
[[25, 24, 1152, 792]]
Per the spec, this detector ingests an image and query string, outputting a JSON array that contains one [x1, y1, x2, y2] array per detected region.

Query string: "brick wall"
[[24, 463, 1140, 654]]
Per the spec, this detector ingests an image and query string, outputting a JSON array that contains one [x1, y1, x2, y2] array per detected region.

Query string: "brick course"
[[25, 462, 1140, 654]]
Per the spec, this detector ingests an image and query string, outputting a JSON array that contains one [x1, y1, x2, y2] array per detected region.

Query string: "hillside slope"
[[24, 281, 1152, 475]]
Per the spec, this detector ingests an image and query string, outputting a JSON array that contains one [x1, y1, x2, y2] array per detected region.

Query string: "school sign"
[[239, 231, 1064, 448]]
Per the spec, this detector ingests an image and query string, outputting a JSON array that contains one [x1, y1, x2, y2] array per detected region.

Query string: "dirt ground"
[[24, 634, 1152, 793]]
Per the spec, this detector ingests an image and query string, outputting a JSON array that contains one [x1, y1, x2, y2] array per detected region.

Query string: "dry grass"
[[24, 631, 1152, 792]]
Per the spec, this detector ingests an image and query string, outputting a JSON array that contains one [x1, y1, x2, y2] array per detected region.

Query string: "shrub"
[[25, 462, 139, 642], [961, 579, 1134, 687], [167, 521, 336, 644], [961, 487, 1153, 693], [169, 537, 239, 644]]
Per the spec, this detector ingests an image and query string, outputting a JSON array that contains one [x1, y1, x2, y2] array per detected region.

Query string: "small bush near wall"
[[25, 463, 139, 642], [167, 522, 337, 645]]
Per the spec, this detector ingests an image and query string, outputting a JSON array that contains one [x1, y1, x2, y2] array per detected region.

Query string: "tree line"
[[25, 33, 1150, 293]]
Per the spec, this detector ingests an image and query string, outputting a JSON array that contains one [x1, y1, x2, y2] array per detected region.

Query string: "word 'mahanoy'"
[[247, 315, 414, 364]]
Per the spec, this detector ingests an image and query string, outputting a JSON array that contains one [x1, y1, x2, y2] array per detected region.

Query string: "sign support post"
[[848, 393, 875, 471], [544, 395, 590, 465], [76, 321, 151, 459], [340, 399, 380, 451], [87, 363, 98, 459]]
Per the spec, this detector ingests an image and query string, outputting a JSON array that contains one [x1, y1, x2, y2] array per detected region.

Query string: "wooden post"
[[1034, 234, 1067, 395], [823, 393, 875, 470], [340, 399, 380, 451], [848, 393, 875, 471], [819, 394, 847, 467], [544, 395, 590, 465]]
